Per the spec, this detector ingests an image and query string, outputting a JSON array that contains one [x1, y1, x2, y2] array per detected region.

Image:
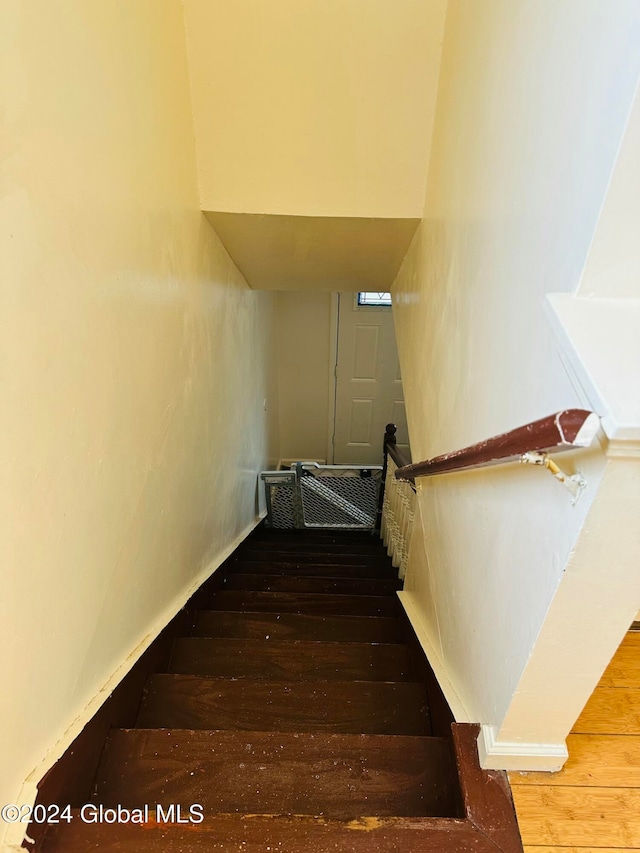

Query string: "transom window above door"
[[357, 292, 392, 307]]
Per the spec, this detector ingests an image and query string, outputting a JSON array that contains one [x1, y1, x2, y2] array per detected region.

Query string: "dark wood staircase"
[[36, 528, 523, 852]]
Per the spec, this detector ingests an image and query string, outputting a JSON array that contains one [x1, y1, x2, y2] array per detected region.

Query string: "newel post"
[[377, 424, 397, 530], [384, 422, 397, 451]]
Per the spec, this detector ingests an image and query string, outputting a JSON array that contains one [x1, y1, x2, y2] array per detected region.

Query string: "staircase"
[[38, 528, 522, 852]]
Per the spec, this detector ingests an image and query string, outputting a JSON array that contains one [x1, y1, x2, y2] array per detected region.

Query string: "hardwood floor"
[[509, 630, 640, 851]]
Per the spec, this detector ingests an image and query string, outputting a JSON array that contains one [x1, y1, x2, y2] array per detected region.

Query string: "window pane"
[[357, 292, 392, 307]]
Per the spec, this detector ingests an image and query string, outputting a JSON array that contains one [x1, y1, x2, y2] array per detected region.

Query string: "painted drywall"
[[275, 291, 333, 462], [392, 0, 640, 752], [182, 0, 447, 218], [501, 82, 640, 758], [547, 294, 640, 442], [493, 454, 640, 749], [578, 83, 640, 299], [204, 213, 420, 291], [0, 0, 278, 825]]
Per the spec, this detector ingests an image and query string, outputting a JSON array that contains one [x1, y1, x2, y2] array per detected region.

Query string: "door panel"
[[353, 325, 380, 379], [348, 399, 374, 444], [390, 400, 407, 436], [333, 294, 408, 465]]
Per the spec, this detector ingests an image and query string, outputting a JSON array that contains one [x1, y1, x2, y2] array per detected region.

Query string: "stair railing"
[[380, 424, 416, 579], [394, 409, 600, 504]]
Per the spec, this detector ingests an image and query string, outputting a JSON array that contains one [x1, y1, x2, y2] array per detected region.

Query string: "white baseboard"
[[2, 513, 265, 852], [398, 591, 571, 773], [477, 724, 568, 772], [397, 591, 472, 724]]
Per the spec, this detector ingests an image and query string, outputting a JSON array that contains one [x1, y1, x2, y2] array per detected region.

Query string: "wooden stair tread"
[[224, 574, 401, 596], [241, 541, 391, 560], [251, 531, 382, 545], [137, 674, 430, 735], [168, 637, 413, 681], [231, 560, 398, 579], [240, 544, 391, 559], [94, 729, 457, 818], [40, 813, 482, 853], [192, 611, 406, 643], [206, 590, 401, 617], [240, 550, 391, 567]]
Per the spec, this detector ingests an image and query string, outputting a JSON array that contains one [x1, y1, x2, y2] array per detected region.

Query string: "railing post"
[[378, 424, 416, 579], [384, 422, 397, 451], [377, 424, 397, 531]]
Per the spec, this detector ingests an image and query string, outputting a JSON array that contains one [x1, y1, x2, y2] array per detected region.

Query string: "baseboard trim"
[[477, 724, 568, 772], [4, 513, 265, 852], [397, 591, 472, 724]]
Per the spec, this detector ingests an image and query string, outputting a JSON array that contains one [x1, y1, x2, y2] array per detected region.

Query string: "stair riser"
[[137, 675, 431, 735], [41, 814, 490, 853], [239, 550, 391, 566], [168, 637, 414, 681], [252, 532, 382, 545], [224, 574, 401, 596], [204, 591, 401, 618], [245, 540, 389, 559], [231, 561, 398, 580], [192, 611, 406, 644]]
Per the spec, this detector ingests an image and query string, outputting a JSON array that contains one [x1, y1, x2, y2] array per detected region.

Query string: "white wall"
[[0, 0, 278, 823], [182, 0, 447, 218], [577, 83, 640, 300], [393, 0, 640, 761], [275, 291, 333, 462]]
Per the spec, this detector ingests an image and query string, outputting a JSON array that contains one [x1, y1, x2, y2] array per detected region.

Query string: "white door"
[[332, 293, 409, 465]]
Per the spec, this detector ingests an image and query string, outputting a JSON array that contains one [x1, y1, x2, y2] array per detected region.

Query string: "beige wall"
[[203, 212, 420, 292], [0, 0, 278, 820], [183, 0, 447, 218], [275, 291, 333, 462], [393, 0, 640, 753]]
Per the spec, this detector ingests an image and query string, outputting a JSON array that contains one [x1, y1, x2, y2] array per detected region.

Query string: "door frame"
[[327, 292, 396, 464]]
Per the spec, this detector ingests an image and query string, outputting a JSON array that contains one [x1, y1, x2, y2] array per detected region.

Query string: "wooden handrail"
[[395, 409, 599, 481]]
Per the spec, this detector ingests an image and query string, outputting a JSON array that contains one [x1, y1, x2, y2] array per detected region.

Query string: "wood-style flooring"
[[510, 629, 640, 851]]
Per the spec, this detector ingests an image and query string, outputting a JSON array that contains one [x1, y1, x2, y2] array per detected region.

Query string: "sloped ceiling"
[[205, 213, 420, 290]]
